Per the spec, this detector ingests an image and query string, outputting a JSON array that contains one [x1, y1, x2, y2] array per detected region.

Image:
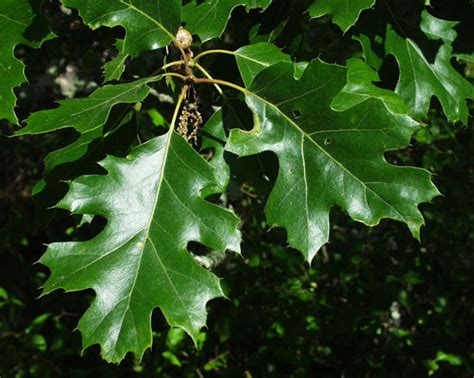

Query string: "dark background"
[[1, 0, 473, 376]]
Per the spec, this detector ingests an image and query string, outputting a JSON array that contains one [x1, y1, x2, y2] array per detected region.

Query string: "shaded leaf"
[[182, 0, 271, 42], [227, 61, 439, 261], [385, 11, 474, 123], [62, 0, 181, 56], [249, 21, 286, 44], [235, 42, 307, 86], [17, 78, 155, 190], [103, 41, 129, 83], [235, 42, 291, 87], [40, 130, 241, 363], [42, 110, 134, 174], [331, 58, 411, 115], [309, 0, 375, 33], [353, 34, 382, 70], [22, 0, 57, 49], [17, 78, 154, 136], [201, 108, 231, 191], [0, 0, 34, 123]]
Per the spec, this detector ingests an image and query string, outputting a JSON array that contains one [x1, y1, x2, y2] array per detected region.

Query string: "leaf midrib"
[[119, 0, 176, 42]]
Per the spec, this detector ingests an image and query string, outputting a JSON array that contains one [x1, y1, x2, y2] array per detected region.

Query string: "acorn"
[[176, 27, 193, 49]]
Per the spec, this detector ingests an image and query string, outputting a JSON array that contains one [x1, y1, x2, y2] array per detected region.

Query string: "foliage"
[[0, 0, 472, 375]]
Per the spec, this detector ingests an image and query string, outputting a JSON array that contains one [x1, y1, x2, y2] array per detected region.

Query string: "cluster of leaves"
[[1, 0, 472, 365]]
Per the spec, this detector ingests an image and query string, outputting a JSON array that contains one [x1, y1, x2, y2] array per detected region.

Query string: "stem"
[[161, 60, 184, 71], [149, 60, 184, 77], [194, 78, 252, 97], [191, 49, 236, 63], [159, 72, 187, 82], [193, 63, 223, 95], [170, 86, 188, 129]]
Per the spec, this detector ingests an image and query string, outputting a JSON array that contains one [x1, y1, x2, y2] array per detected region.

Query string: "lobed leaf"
[[353, 34, 382, 70], [308, 0, 375, 33], [0, 0, 34, 123], [61, 0, 181, 56], [385, 11, 474, 124], [227, 60, 439, 261], [331, 58, 411, 115], [40, 130, 241, 363], [182, 0, 271, 42], [17, 78, 156, 173], [235, 42, 307, 87], [235, 42, 292, 87], [103, 41, 129, 83]]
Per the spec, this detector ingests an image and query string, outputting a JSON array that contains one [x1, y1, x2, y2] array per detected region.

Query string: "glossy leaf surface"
[[227, 61, 439, 261], [40, 131, 241, 362]]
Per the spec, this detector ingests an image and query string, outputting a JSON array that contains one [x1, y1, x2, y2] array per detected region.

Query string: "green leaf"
[[162, 351, 182, 367], [235, 42, 292, 87], [17, 78, 156, 182], [17, 78, 154, 136], [22, 0, 57, 49], [0, 0, 34, 123], [385, 11, 474, 124], [420, 10, 458, 44], [455, 53, 474, 64], [39, 130, 241, 363], [43, 110, 134, 174], [227, 61, 439, 261], [201, 108, 231, 191], [331, 58, 411, 115], [353, 34, 382, 70], [308, 0, 375, 33], [62, 0, 181, 56], [103, 54, 128, 82], [103, 41, 129, 83], [235, 42, 308, 87], [182, 0, 271, 42], [435, 351, 462, 366], [249, 22, 286, 44]]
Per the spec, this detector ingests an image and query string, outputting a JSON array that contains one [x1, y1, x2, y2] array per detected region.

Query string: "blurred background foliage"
[[0, 0, 473, 376]]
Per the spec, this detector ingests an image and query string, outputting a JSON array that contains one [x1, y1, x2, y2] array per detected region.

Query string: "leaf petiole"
[[170, 85, 188, 129], [191, 49, 236, 64], [193, 63, 223, 95], [159, 72, 188, 82], [194, 77, 253, 98]]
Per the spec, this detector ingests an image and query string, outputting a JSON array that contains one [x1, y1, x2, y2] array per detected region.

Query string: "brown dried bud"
[[177, 98, 202, 145], [176, 27, 193, 49]]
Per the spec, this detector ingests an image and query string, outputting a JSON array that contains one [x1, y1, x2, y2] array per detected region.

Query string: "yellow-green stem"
[[194, 78, 252, 97], [150, 60, 184, 77], [193, 63, 223, 95], [191, 49, 236, 64], [161, 60, 184, 71], [170, 86, 188, 129], [159, 72, 187, 82]]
